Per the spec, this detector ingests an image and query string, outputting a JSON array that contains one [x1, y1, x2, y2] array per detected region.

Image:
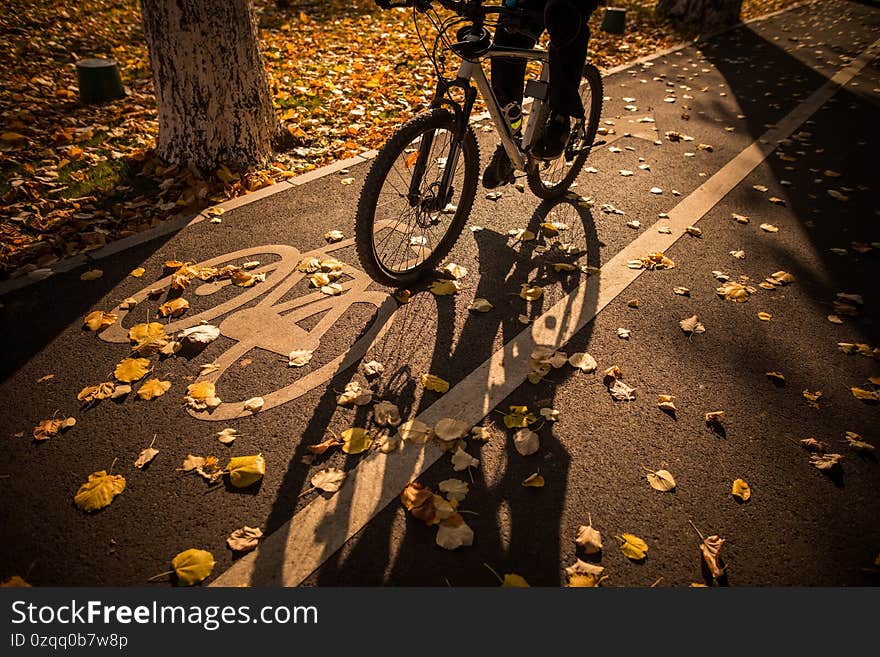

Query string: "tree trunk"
[[656, 0, 743, 30], [139, 0, 279, 172]]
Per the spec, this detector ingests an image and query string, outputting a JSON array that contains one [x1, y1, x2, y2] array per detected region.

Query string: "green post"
[[600, 7, 627, 35], [76, 58, 125, 105]]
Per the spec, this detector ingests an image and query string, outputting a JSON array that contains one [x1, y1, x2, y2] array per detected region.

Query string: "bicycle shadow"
[[281, 195, 603, 586]]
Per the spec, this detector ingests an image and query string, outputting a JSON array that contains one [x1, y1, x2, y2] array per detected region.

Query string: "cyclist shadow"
[[309, 195, 603, 585]]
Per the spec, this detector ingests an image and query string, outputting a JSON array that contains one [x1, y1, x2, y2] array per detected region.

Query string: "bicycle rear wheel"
[[526, 64, 603, 200], [355, 108, 479, 287]]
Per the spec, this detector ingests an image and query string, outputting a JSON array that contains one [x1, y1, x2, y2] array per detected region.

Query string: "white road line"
[[211, 38, 879, 587]]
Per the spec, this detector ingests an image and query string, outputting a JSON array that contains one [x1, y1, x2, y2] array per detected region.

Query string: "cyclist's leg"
[[484, 14, 542, 187], [545, 0, 597, 120], [534, 0, 596, 158]]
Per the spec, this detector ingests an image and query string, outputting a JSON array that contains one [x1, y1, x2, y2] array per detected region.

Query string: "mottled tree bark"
[[140, 0, 279, 172], [656, 0, 744, 30]]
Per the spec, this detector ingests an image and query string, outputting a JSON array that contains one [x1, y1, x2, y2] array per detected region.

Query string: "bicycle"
[[355, 0, 603, 287]]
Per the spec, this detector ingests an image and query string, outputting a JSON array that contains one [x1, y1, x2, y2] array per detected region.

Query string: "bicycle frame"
[[407, 42, 550, 205]]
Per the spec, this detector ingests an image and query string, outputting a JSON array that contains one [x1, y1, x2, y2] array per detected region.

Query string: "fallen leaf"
[[568, 352, 598, 372], [851, 387, 879, 402], [74, 470, 125, 512], [137, 378, 171, 401], [442, 262, 468, 279], [436, 515, 474, 550], [36, 374, 54, 383], [225, 454, 266, 487], [522, 472, 545, 487], [0, 576, 31, 587], [184, 381, 222, 410], [430, 279, 460, 296], [373, 401, 402, 427], [768, 197, 786, 206], [800, 437, 828, 453], [844, 432, 874, 453], [171, 549, 214, 586], [576, 518, 603, 555], [83, 311, 117, 332], [504, 405, 537, 429], [178, 325, 220, 347], [673, 287, 690, 297], [227, 526, 262, 553], [810, 453, 843, 470], [451, 446, 479, 471], [341, 428, 373, 454], [363, 360, 384, 377], [540, 407, 560, 422], [397, 419, 434, 443], [217, 428, 238, 445], [310, 468, 346, 493], [287, 349, 314, 367], [421, 373, 450, 393], [731, 478, 751, 501], [134, 446, 159, 469], [324, 230, 344, 242], [646, 468, 676, 492], [760, 223, 779, 233], [657, 394, 676, 412], [732, 213, 750, 224], [111, 385, 131, 399], [80, 269, 103, 281], [520, 284, 543, 301], [435, 418, 470, 442], [243, 396, 264, 413], [114, 357, 151, 383], [158, 297, 190, 318], [439, 478, 469, 502], [501, 574, 529, 587], [618, 533, 648, 560], [513, 428, 540, 456], [468, 298, 494, 312], [608, 379, 636, 401], [757, 312, 772, 321], [716, 281, 754, 302], [699, 534, 726, 579], [77, 382, 115, 403], [617, 328, 631, 339], [686, 226, 702, 237], [766, 371, 786, 384], [337, 381, 372, 406], [401, 481, 436, 524]]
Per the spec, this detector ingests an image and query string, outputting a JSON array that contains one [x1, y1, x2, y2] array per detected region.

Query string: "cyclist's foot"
[[533, 112, 571, 160], [482, 145, 515, 189]]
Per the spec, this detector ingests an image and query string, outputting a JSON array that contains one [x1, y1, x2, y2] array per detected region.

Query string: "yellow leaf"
[[434, 418, 470, 442], [757, 312, 772, 321], [80, 269, 103, 281], [618, 533, 648, 560], [401, 481, 436, 524], [430, 279, 460, 296], [852, 387, 879, 402], [766, 371, 786, 384], [421, 373, 450, 393], [716, 281, 753, 302], [468, 298, 493, 312], [1, 131, 28, 143], [522, 473, 545, 487], [0, 576, 31, 587], [225, 454, 266, 488], [33, 417, 75, 441], [77, 382, 115, 403], [158, 297, 189, 318], [760, 223, 779, 233], [568, 573, 605, 587], [114, 357, 151, 383], [74, 470, 125, 512], [137, 378, 171, 400], [732, 478, 751, 501], [83, 310, 117, 331], [504, 405, 537, 429], [130, 267, 146, 278], [129, 322, 166, 344], [171, 549, 215, 586], [501, 574, 529, 587], [519, 284, 543, 301], [341, 428, 373, 454], [442, 262, 468, 279]]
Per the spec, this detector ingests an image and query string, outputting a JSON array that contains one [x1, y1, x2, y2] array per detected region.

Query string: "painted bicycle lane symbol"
[[99, 238, 397, 421]]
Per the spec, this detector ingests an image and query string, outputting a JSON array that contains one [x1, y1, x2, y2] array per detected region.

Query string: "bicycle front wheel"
[[355, 108, 479, 287], [526, 64, 603, 200]]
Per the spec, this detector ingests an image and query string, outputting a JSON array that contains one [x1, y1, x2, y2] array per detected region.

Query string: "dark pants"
[[491, 0, 597, 119]]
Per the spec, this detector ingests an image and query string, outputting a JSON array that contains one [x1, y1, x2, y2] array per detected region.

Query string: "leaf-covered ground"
[[0, 0, 801, 278]]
